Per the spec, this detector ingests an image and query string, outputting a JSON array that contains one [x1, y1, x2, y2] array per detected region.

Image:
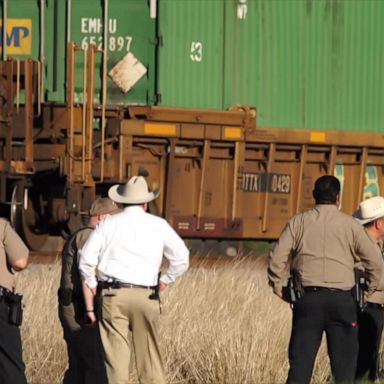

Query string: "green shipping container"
[[158, 0, 384, 133], [0, 0, 39, 59], [2, 0, 384, 132], [1, 0, 156, 105], [158, 0, 225, 108], [69, 0, 156, 105]]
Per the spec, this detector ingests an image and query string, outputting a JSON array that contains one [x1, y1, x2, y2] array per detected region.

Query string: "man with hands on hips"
[[79, 175, 189, 384]]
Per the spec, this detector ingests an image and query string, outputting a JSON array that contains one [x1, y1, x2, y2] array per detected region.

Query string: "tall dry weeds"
[[16, 256, 334, 383]]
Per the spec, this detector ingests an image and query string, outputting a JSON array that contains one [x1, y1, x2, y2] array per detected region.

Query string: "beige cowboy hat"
[[108, 176, 160, 204], [353, 196, 384, 225]]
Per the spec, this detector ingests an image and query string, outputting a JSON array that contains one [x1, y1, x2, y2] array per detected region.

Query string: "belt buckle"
[[103, 286, 117, 297]]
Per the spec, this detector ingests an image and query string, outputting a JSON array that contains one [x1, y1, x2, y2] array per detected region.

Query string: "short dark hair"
[[312, 175, 340, 204], [364, 221, 375, 229]]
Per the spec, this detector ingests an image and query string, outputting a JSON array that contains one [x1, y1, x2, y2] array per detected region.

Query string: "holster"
[[282, 271, 304, 304], [149, 285, 159, 301], [352, 268, 366, 312], [149, 272, 161, 301], [57, 287, 73, 306], [5, 292, 23, 326]]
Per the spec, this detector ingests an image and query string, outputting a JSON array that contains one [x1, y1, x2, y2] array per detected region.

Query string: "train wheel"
[[10, 182, 49, 251]]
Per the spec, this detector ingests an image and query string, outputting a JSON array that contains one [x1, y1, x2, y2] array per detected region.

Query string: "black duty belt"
[[366, 302, 384, 310], [100, 281, 154, 290], [303, 286, 349, 293], [0, 286, 12, 297]]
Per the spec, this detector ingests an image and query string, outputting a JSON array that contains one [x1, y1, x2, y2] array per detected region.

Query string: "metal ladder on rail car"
[[66, 42, 109, 187], [0, 59, 40, 175]]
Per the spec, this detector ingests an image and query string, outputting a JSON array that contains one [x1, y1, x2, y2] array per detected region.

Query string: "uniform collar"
[[123, 205, 146, 214], [315, 204, 338, 209]]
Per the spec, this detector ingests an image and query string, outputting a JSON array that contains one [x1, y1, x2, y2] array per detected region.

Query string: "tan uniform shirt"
[[73, 228, 92, 298], [60, 227, 92, 299], [366, 239, 384, 304], [59, 227, 93, 332], [76, 230, 92, 254], [268, 204, 384, 295], [0, 219, 29, 290]]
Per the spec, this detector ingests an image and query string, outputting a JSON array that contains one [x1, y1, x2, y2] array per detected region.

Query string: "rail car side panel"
[[115, 121, 384, 240]]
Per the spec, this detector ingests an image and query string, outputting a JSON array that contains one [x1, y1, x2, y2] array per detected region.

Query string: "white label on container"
[[108, 52, 147, 93], [80, 18, 132, 52], [190, 41, 203, 62]]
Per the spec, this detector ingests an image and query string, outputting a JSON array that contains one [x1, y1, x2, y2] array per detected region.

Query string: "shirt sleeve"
[[78, 224, 104, 289], [160, 222, 189, 285], [268, 221, 294, 295], [354, 225, 384, 293], [3, 222, 29, 267]]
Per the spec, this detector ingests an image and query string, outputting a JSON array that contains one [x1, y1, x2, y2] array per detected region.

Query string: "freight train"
[[1, 0, 384, 250]]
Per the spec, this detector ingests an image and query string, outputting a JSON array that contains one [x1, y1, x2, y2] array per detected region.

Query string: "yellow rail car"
[[1, 58, 383, 249]]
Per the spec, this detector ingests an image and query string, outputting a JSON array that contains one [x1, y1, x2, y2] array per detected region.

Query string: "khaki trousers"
[[99, 287, 165, 384]]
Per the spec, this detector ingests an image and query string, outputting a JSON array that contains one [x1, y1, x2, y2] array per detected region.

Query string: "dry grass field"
[[17, 255, 336, 384]]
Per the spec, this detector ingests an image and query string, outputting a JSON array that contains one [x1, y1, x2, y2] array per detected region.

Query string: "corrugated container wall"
[[0, 0, 156, 105], [158, 0, 224, 108], [0, 0, 39, 59], [70, 0, 156, 105], [2, 0, 384, 132], [158, 0, 384, 133]]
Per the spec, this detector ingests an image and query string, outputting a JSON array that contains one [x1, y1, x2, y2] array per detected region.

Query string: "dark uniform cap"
[[89, 197, 120, 216]]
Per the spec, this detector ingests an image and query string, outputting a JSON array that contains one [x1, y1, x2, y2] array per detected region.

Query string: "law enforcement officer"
[[268, 175, 384, 384], [0, 218, 29, 384], [79, 176, 189, 384], [353, 196, 384, 382], [58, 197, 120, 384]]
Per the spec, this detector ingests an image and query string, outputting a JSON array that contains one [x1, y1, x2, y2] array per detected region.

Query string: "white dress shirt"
[[79, 206, 189, 289]]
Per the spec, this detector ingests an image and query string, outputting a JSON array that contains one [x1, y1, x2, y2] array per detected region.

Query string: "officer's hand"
[[159, 281, 167, 292], [85, 311, 97, 325]]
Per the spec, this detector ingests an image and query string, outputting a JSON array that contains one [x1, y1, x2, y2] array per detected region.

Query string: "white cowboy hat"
[[353, 196, 384, 225], [108, 176, 160, 204]]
